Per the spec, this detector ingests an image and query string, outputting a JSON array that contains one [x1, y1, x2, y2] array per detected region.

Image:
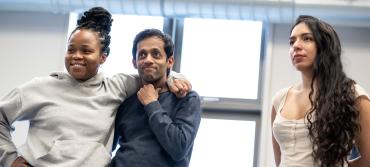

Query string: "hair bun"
[[77, 7, 113, 33]]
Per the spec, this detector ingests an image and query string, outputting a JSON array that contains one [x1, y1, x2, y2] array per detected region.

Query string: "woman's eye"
[[304, 36, 313, 42], [67, 48, 75, 53], [83, 48, 96, 54]]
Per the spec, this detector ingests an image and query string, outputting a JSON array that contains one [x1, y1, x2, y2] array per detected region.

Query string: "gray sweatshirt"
[[0, 72, 139, 167]]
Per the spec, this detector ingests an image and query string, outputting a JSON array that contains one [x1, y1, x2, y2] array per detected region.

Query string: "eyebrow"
[[151, 48, 161, 52], [289, 32, 313, 39], [138, 47, 161, 52]]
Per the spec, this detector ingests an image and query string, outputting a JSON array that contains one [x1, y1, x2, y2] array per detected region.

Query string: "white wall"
[[0, 11, 68, 95], [1, 11, 370, 167], [259, 23, 370, 167], [0, 11, 69, 146]]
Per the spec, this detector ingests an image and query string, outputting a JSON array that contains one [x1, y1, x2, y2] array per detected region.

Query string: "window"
[[177, 18, 264, 167], [190, 117, 256, 167], [180, 18, 263, 109]]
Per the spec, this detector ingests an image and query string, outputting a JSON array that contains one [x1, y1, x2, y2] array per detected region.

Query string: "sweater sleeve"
[[0, 89, 23, 166], [111, 73, 141, 99], [144, 92, 201, 161]]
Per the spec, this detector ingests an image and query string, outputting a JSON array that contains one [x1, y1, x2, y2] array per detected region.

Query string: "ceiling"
[[1, 0, 370, 27]]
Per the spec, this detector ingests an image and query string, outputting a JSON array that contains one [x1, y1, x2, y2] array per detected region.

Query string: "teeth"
[[72, 64, 84, 67]]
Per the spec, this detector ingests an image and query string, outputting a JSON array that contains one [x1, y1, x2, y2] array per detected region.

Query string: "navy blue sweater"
[[111, 91, 201, 167]]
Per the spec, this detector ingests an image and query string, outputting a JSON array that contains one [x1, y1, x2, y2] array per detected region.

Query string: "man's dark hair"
[[132, 28, 174, 60]]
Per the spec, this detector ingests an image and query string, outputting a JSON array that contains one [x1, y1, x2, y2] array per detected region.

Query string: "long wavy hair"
[[291, 15, 360, 167]]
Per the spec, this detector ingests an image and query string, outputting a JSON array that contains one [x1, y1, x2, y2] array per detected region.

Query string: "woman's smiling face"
[[65, 29, 106, 81]]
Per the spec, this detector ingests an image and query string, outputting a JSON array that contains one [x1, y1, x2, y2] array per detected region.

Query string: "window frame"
[[170, 18, 267, 112], [166, 17, 266, 167]]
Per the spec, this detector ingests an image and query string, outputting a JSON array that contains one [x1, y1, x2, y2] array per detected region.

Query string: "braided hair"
[[71, 6, 113, 56]]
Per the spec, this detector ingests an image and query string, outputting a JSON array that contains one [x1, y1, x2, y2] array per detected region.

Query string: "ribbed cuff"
[[144, 100, 161, 116]]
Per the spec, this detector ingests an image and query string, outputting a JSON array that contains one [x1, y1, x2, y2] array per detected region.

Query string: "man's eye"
[[138, 52, 146, 58], [152, 51, 160, 57]]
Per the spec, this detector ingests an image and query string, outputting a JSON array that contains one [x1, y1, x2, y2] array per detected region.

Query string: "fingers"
[[138, 84, 154, 95], [143, 84, 154, 89], [11, 156, 32, 167], [137, 84, 159, 105], [169, 80, 184, 98], [174, 79, 192, 97], [168, 82, 179, 93], [181, 79, 192, 92], [156, 88, 162, 94]]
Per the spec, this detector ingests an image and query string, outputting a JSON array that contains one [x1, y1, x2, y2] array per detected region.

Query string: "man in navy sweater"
[[110, 28, 201, 167]]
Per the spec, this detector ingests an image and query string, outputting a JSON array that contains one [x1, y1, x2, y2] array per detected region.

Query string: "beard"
[[138, 67, 170, 84], [142, 73, 160, 83]]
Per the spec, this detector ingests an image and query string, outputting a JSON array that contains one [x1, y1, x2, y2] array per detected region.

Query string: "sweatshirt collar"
[[50, 72, 105, 86]]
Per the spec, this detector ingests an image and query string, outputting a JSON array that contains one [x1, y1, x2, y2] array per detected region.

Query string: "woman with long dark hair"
[[271, 15, 370, 167]]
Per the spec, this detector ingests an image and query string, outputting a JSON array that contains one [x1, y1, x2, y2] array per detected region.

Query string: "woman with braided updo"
[[271, 15, 370, 167], [0, 7, 189, 167]]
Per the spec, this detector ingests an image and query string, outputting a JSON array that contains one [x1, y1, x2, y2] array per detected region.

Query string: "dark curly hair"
[[291, 15, 360, 167], [70, 6, 113, 56]]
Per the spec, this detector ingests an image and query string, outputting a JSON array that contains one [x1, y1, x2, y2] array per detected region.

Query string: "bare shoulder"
[[352, 95, 370, 166], [357, 96, 370, 114]]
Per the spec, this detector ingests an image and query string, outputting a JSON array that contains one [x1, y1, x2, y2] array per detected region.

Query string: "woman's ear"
[[100, 54, 107, 64]]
